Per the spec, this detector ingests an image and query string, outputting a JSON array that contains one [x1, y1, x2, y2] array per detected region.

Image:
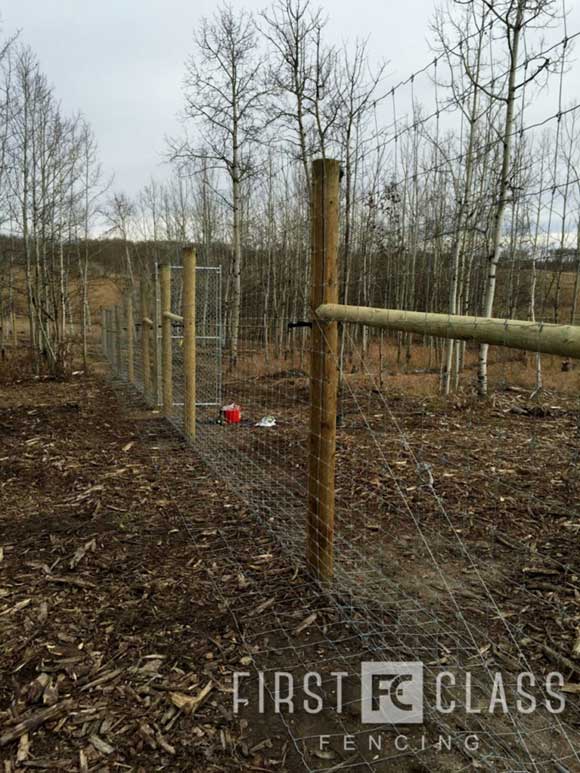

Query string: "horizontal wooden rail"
[[163, 311, 184, 324], [142, 316, 154, 328], [316, 303, 580, 359]]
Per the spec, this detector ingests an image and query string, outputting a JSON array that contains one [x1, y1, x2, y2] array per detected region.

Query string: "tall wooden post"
[[127, 292, 135, 385], [183, 247, 197, 439], [107, 309, 114, 361], [104, 309, 110, 359], [161, 262, 173, 417], [101, 309, 107, 357], [140, 280, 152, 401], [153, 263, 161, 407], [114, 305, 122, 375], [307, 158, 340, 582]]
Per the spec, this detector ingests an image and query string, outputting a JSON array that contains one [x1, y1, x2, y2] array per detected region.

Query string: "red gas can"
[[223, 404, 241, 424]]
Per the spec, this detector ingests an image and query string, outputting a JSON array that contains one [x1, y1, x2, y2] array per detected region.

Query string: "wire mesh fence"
[[168, 264, 223, 423], [101, 248, 580, 772], [97, 8, 580, 768]]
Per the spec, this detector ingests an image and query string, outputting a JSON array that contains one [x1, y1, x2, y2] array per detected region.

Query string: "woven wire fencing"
[[102, 259, 580, 772], [168, 264, 223, 421], [97, 9, 580, 768]]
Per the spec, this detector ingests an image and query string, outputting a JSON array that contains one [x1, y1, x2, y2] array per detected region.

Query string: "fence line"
[[100, 158, 580, 771]]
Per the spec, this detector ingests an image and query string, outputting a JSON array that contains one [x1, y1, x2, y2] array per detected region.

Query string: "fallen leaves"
[[4, 365, 579, 771]]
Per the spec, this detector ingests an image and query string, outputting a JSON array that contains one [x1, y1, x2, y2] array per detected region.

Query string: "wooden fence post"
[[101, 309, 107, 357], [153, 263, 161, 407], [161, 262, 173, 417], [104, 309, 109, 359], [107, 309, 113, 361], [183, 246, 197, 439], [307, 158, 340, 582], [127, 291, 135, 385], [114, 305, 122, 375], [140, 280, 152, 401]]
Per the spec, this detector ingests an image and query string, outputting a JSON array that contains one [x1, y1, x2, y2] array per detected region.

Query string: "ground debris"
[[0, 701, 73, 747], [0, 373, 298, 770]]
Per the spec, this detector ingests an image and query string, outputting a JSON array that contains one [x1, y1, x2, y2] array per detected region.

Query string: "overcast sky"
[[4, 0, 580, 199]]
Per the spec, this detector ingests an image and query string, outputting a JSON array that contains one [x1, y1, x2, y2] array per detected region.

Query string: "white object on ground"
[[256, 416, 276, 428]]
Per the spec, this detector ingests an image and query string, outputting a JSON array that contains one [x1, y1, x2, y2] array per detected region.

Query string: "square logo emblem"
[[361, 662, 424, 724]]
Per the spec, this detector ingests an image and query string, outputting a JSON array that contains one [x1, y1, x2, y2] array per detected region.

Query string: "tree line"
[[0, 33, 104, 373], [2, 0, 579, 395], [148, 0, 580, 393]]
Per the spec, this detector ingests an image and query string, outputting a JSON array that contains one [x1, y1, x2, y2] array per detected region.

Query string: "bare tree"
[[4, 43, 103, 374], [431, 0, 490, 393], [171, 2, 269, 365], [104, 192, 136, 287], [335, 39, 386, 375], [260, 0, 324, 192], [79, 121, 103, 371], [453, 0, 559, 395]]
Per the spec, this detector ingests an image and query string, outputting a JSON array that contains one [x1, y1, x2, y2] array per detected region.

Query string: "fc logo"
[[361, 662, 424, 724]]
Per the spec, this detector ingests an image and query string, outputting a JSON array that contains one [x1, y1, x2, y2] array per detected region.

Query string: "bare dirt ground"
[[194, 360, 580, 769], [2, 347, 580, 772], [227, 363, 580, 667], [1, 356, 464, 772], [0, 360, 301, 771]]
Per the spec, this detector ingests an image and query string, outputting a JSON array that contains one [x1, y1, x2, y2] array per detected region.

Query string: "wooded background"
[[1, 0, 579, 395]]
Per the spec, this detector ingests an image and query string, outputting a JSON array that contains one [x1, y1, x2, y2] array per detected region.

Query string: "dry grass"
[[8, 271, 124, 318], [87, 275, 124, 312], [230, 336, 580, 399], [7, 266, 580, 398], [5, 274, 124, 355], [0, 347, 37, 383], [355, 341, 580, 396]]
